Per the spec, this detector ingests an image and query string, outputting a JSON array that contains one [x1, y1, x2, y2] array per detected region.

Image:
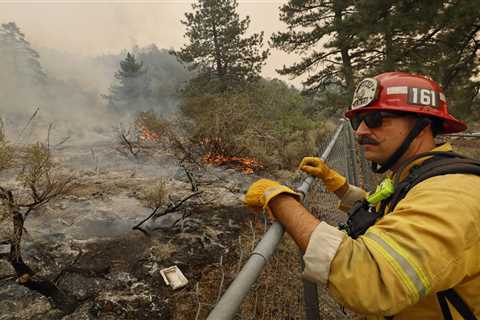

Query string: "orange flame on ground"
[[202, 153, 264, 174], [139, 127, 160, 142]]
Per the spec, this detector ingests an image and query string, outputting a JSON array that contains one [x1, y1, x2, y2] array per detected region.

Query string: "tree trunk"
[[8, 208, 77, 313], [210, 18, 224, 79], [382, 4, 395, 71], [334, 0, 354, 96]]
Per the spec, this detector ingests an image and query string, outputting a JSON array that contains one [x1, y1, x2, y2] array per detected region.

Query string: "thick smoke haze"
[[0, 1, 296, 82], [1, 41, 189, 144], [0, 1, 301, 145]]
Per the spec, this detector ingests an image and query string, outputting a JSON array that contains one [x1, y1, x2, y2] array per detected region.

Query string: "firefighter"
[[244, 72, 480, 319]]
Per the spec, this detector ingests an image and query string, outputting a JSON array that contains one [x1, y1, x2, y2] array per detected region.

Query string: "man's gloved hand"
[[299, 157, 346, 192], [244, 179, 300, 215]]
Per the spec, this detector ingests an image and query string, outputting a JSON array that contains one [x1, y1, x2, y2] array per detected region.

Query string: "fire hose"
[[207, 119, 347, 320]]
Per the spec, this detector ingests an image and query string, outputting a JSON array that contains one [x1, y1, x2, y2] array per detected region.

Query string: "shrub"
[[179, 78, 332, 172], [141, 180, 167, 209], [135, 110, 192, 160]]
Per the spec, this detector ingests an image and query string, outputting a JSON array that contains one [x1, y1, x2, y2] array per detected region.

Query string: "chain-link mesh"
[[211, 122, 480, 320], [301, 122, 355, 319], [301, 126, 480, 319], [231, 121, 362, 319]]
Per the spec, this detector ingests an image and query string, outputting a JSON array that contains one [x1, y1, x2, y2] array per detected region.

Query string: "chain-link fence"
[[208, 120, 480, 320], [207, 120, 368, 320], [301, 124, 480, 319], [302, 120, 359, 319]]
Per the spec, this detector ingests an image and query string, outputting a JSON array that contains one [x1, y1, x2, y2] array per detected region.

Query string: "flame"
[[139, 127, 160, 142], [202, 153, 263, 174]]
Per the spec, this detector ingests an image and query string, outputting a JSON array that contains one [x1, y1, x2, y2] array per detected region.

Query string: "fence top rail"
[[442, 132, 480, 138], [206, 119, 347, 320]]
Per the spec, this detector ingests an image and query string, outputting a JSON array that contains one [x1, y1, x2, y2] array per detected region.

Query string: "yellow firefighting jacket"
[[302, 143, 480, 319]]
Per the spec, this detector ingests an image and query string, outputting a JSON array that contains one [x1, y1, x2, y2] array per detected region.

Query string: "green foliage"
[[105, 52, 152, 114], [136, 45, 191, 110], [180, 78, 330, 171], [116, 52, 145, 78], [271, 0, 357, 97], [14, 141, 73, 205], [104, 46, 192, 115], [0, 22, 48, 115], [135, 110, 169, 137], [0, 22, 47, 87], [272, 0, 480, 120], [17, 142, 54, 189], [135, 110, 192, 160], [0, 127, 73, 227], [175, 0, 269, 88]]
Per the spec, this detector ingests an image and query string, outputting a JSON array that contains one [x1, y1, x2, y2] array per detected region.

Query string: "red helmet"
[[345, 72, 467, 134]]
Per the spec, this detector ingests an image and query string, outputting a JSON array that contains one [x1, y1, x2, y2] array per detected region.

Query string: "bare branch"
[[132, 191, 203, 234], [118, 129, 140, 158], [16, 107, 40, 144], [180, 160, 198, 192]]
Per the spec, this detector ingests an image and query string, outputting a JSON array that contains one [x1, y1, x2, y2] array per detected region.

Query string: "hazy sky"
[[0, 0, 305, 85]]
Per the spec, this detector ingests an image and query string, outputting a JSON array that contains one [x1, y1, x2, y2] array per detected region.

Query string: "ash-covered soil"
[[0, 142, 260, 319], [0, 140, 359, 320]]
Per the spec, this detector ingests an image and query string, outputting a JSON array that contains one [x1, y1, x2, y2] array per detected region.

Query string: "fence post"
[[345, 123, 359, 186]]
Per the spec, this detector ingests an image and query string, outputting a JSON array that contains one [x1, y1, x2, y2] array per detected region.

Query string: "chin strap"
[[372, 118, 431, 174]]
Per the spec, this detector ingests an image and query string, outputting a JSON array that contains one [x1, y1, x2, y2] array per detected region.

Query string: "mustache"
[[357, 136, 380, 145]]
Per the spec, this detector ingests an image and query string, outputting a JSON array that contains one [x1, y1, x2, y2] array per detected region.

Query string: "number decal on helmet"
[[408, 88, 439, 108]]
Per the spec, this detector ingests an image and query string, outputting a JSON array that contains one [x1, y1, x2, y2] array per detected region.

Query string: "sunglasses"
[[350, 111, 406, 130]]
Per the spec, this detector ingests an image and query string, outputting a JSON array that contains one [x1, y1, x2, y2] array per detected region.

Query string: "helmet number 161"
[[408, 87, 439, 108]]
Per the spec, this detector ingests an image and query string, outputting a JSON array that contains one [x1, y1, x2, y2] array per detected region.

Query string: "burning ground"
[[0, 118, 356, 320], [0, 139, 264, 319]]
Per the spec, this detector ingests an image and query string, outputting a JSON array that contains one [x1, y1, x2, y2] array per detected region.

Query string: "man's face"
[[353, 111, 416, 164]]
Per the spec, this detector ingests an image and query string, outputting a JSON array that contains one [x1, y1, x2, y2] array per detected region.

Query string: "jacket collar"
[[389, 143, 453, 182]]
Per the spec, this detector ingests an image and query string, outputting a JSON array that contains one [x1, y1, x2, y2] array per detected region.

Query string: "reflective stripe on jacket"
[[303, 143, 480, 319]]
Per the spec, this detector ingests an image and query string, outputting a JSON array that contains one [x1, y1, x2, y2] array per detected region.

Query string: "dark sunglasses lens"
[[351, 112, 383, 130], [350, 116, 361, 130], [364, 113, 383, 128]]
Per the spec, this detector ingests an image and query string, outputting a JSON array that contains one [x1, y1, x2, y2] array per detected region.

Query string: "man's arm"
[[268, 194, 320, 252]]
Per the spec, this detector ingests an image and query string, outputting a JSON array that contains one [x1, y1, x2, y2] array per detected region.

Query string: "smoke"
[[0, 53, 114, 145], [0, 22, 190, 146]]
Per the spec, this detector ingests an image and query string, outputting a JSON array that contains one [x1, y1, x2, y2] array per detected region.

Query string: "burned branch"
[[133, 190, 203, 235], [180, 159, 198, 192], [0, 133, 76, 312], [16, 106, 40, 144], [117, 127, 140, 158]]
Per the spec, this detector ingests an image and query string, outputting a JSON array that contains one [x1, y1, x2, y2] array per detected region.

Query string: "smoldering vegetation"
[[0, 22, 191, 145], [0, 17, 360, 319]]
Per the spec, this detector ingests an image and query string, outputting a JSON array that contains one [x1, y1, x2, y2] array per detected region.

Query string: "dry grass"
[[171, 210, 352, 320], [171, 217, 305, 320], [141, 180, 167, 209]]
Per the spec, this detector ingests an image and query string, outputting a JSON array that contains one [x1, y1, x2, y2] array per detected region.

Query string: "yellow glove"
[[244, 179, 300, 215], [298, 157, 346, 192]]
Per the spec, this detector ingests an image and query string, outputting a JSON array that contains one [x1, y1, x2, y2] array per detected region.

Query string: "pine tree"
[[272, 0, 480, 120], [271, 0, 358, 95], [105, 52, 152, 113], [0, 22, 46, 88], [175, 0, 269, 88], [353, 1, 480, 119]]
